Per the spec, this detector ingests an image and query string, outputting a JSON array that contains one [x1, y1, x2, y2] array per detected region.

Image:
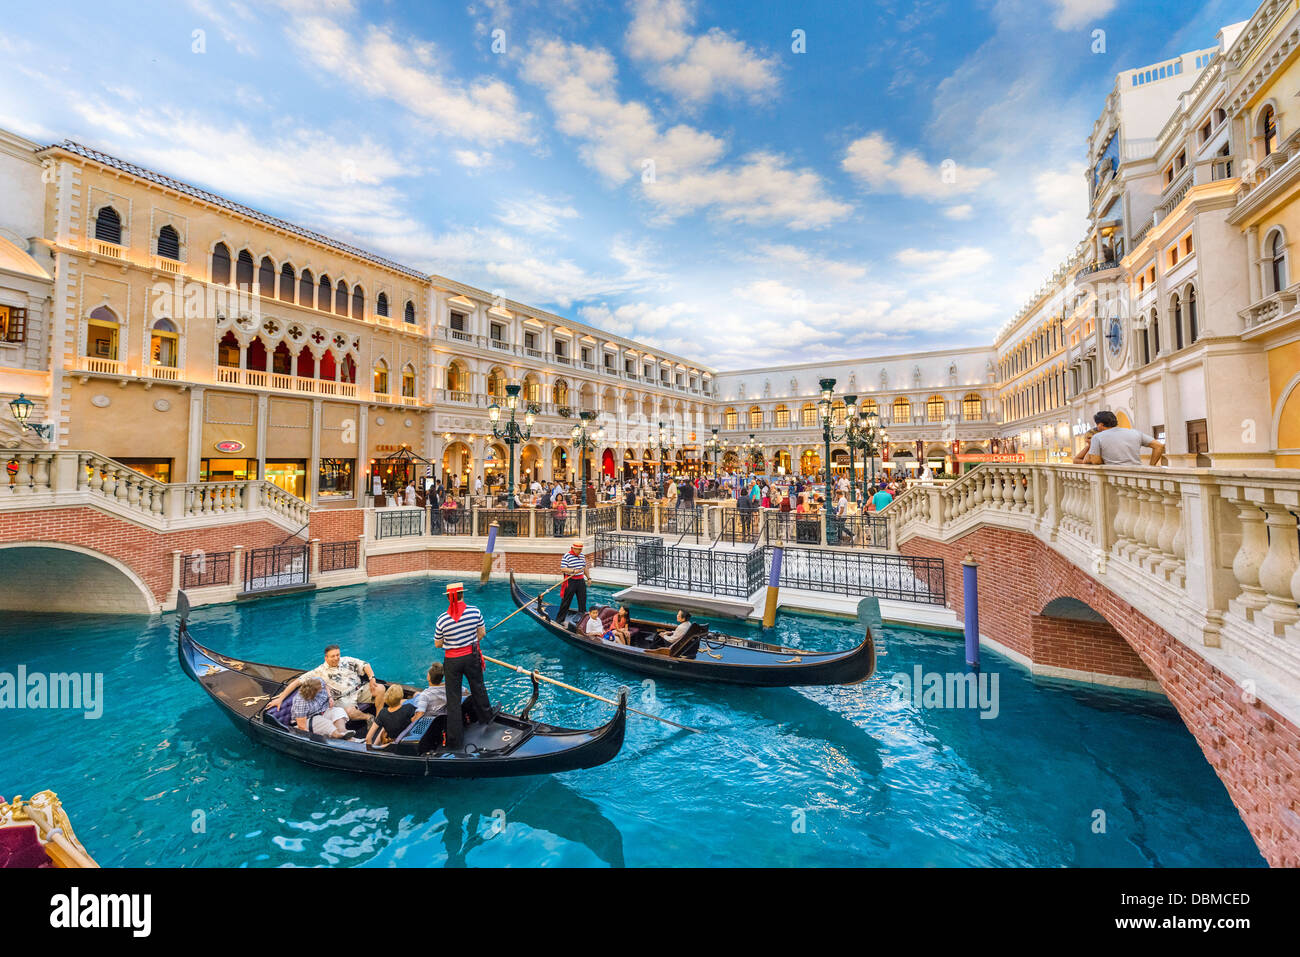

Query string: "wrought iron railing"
[[636, 542, 764, 598], [375, 508, 425, 539], [764, 512, 823, 546], [478, 507, 528, 537], [768, 546, 944, 604], [719, 508, 765, 545], [593, 531, 659, 570], [244, 544, 309, 592], [587, 504, 617, 534], [181, 550, 231, 588], [623, 504, 655, 532], [537, 508, 580, 538], [428, 506, 471, 535], [661, 504, 704, 541], [319, 540, 359, 573]]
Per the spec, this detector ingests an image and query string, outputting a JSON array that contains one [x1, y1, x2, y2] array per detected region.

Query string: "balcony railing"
[[75, 356, 124, 376], [214, 365, 360, 398]]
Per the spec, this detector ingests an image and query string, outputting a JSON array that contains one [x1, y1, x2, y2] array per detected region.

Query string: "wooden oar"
[[482, 653, 702, 733], [486, 579, 565, 632]]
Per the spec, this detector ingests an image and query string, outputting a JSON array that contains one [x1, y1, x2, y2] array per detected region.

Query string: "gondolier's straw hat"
[[572, 540, 584, 549], [445, 582, 465, 594]]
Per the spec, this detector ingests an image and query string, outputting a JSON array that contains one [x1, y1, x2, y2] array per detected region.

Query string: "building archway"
[[0, 543, 156, 614], [519, 444, 541, 485], [441, 441, 472, 490]]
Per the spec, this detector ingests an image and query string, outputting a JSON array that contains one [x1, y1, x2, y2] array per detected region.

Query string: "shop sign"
[[214, 440, 245, 453], [955, 453, 1027, 463]]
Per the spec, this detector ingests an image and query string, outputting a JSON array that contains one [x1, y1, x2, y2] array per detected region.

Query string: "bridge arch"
[[0, 543, 157, 615]]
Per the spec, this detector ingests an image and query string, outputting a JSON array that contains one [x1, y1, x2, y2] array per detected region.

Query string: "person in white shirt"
[[658, 610, 693, 645], [583, 608, 605, 639], [404, 482, 417, 506], [835, 494, 849, 517], [474, 475, 483, 496]]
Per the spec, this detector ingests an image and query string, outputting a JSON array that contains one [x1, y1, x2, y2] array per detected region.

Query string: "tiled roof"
[[40, 140, 429, 282]]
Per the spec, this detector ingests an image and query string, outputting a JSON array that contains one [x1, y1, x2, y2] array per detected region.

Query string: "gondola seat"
[[265, 697, 296, 728]]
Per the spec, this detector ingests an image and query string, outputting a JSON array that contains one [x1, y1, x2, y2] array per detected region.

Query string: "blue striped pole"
[[962, 552, 980, 667], [763, 540, 784, 627], [480, 522, 499, 583]]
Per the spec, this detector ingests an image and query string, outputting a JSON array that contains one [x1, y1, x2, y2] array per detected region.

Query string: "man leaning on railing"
[[1075, 410, 1165, 467]]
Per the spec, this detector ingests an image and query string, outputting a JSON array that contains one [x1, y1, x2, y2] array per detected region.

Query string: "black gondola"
[[175, 591, 626, 778], [508, 573, 875, 687]]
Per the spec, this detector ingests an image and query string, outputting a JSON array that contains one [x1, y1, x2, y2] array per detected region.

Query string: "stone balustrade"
[[2, 450, 310, 533], [888, 463, 1300, 726]]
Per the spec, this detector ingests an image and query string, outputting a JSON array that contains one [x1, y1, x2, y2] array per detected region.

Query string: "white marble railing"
[[889, 463, 1300, 726], [1, 450, 310, 533]]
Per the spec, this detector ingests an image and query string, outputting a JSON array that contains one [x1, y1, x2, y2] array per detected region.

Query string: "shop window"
[[200, 458, 257, 482], [0, 305, 26, 343], [318, 458, 355, 497], [115, 458, 172, 483], [265, 460, 307, 499]]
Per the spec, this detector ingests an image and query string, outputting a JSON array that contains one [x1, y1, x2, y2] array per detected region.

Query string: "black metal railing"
[[428, 506, 471, 535], [719, 508, 765, 545], [319, 540, 359, 573], [478, 508, 528, 537], [587, 504, 617, 534], [375, 508, 425, 539], [244, 543, 309, 592], [767, 546, 944, 604], [661, 504, 704, 541], [180, 550, 231, 589], [763, 512, 823, 546], [762, 512, 890, 548], [593, 531, 659, 570], [537, 508, 580, 538], [636, 542, 764, 598], [622, 504, 655, 532]]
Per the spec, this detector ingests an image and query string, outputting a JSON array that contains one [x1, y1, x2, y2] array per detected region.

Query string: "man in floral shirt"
[[269, 645, 384, 721]]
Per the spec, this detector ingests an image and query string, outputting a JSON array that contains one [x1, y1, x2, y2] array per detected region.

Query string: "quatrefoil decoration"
[[333, 334, 347, 349], [262, 319, 280, 335], [287, 325, 304, 340], [311, 330, 325, 345], [236, 313, 255, 329], [352, 338, 360, 351]]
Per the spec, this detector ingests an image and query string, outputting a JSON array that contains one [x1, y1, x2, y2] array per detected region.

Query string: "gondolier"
[[435, 582, 492, 750], [553, 540, 590, 625]]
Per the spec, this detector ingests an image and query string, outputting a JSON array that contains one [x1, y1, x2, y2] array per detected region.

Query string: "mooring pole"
[[763, 539, 784, 628], [962, 551, 980, 667], [480, 522, 499, 584]]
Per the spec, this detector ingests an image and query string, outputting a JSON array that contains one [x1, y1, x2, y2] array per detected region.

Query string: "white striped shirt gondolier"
[[435, 606, 485, 652], [561, 552, 587, 575]]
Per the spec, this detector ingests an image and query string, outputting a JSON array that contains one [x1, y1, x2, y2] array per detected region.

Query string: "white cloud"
[[944, 204, 974, 220], [626, 0, 780, 105], [842, 133, 995, 199], [495, 194, 580, 233], [752, 243, 867, 281], [895, 246, 994, 278], [454, 149, 494, 169], [1052, 0, 1118, 30]]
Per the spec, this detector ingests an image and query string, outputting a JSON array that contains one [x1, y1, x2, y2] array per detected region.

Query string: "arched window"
[[157, 224, 180, 260], [725, 407, 738, 430], [1187, 286, 1198, 343], [279, 263, 295, 303], [831, 400, 846, 426], [258, 257, 275, 296], [774, 404, 790, 428], [235, 250, 254, 289], [351, 285, 364, 321], [376, 292, 389, 317], [404, 300, 416, 324], [1271, 231, 1288, 293], [962, 394, 982, 421], [1262, 106, 1278, 157], [217, 331, 241, 368], [1150, 308, 1160, 357], [373, 359, 389, 395], [318, 275, 332, 311], [553, 378, 569, 406], [523, 374, 540, 403], [926, 395, 945, 422], [859, 397, 878, 418], [892, 397, 911, 423], [299, 269, 314, 308], [447, 361, 468, 395], [150, 318, 179, 367], [486, 368, 506, 398], [211, 243, 231, 285], [800, 403, 816, 427], [402, 365, 416, 398], [94, 206, 122, 244], [334, 281, 348, 316], [1172, 294, 1184, 350], [749, 405, 763, 429], [87, 306, 119, 361]]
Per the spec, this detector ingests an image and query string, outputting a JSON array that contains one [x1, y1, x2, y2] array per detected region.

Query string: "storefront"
[[200, 457, 258, 482], [115, 458, 173, 483], [265, 459, 308, 499], [317, 458, 355, 498]]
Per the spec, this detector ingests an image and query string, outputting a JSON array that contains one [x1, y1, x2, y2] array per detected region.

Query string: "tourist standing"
[[554, 540, 590, 624], [435, 582, 491, 751]]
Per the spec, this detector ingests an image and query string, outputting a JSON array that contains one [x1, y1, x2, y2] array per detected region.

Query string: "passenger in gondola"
[[366, 683, 417, 747], [658, 610, 693, 645], [270, 645, 384, 722], [410, 661, 448, 716], [584, 607, 605, 639], [607, 606, 633, 646], [290, 678, 355, 739], [435, 582, 493, 751]]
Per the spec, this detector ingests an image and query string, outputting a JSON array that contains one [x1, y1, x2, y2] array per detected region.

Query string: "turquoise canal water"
[[1, 578, 1265, 867]]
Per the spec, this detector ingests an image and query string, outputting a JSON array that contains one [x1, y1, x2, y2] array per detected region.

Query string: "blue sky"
[[0, 0, 1262, 369]]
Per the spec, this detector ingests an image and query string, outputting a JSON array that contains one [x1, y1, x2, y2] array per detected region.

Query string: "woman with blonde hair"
[[366, 683, 417, 747]]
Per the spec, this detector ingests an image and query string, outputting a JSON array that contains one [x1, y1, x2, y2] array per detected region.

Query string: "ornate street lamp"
[[656, 421, 675, 496], [8, 394, 54, 441], [816, 377, 848, 543], [703, 427, 725, 481], [488, 383, 534, 509], [848, 405, 888, 500], [743, 433, 765, 474], [570, 410, 605, 502]]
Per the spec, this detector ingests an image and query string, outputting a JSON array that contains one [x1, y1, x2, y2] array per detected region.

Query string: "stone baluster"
[[1128, 487, 1154, 564], [1256, 493, 1300, 633], [1110, 479, 1133, 558], [1011, 469, 1026, 510], [1154, 485, 1183, 582]]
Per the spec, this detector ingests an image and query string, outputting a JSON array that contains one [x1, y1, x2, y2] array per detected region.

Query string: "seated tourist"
[[409, 662, 448, 717], [584, 607, 605, 638], [606, 607, 633, 645], [366, 683, 417, 747], [658, 610, 693, 644], [269, 645, 385, 722], [290, 678, 354, 739]]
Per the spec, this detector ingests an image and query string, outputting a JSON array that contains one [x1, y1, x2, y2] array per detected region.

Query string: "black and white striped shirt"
[[435, 606, 484, 651], [561, 552, 586, 575]]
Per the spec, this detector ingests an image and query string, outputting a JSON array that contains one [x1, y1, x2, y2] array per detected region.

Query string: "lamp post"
[[8, 394, 54, 442], [816, 377, 848, 543], [570, 410, 605, 502], [844, 399, 887, 504], [656, 421, 675, 497], [841, 395, 860, 504], [743, 433, 765, 475], [488, 383, 534, 510], [703, 427, 725, 481]]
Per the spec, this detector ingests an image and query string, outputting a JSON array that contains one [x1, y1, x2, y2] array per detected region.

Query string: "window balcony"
[[448, 329, 473, 343], [525, 347, 544, 360], [91, 240, 125, 260], [147, 364, 180, 382], [554, 354, 571, 365], [489, 338, 513, 352], [76, 355, 125, 376], [154, 256, 184, 275]]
